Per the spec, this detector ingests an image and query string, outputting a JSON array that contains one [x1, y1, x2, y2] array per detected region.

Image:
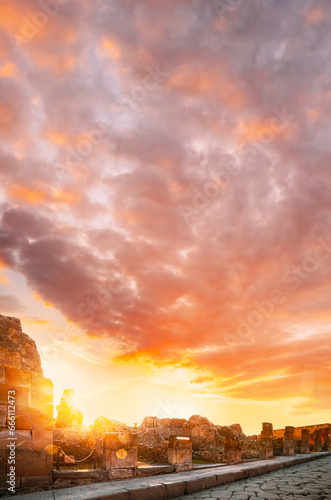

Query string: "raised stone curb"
[[52, 465, 174, 482], [18, 452, 331, 499]]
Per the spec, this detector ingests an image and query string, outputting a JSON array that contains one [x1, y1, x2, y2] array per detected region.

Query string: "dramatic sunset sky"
[[0, 0, 331, 434]]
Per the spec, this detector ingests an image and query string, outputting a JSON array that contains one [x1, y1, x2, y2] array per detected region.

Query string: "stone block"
[[267, 462, 284, 471], [0, 450, 6, 481], [30, 375, 53, 418], [301, 429, 310, 454], [104, 431, 138, 449], [64, 454, 75, 464], [0, 383, 11, 404], [164, 480, 185, 498], [0, 366, 5, 384], [262, 422, 273, 435], [129, 484, 167, 500], [203, 475, 218, 489], [314, 429, 323, 452], [168, 436, 192, 470], [5, 367, 31, 388], [261, 422, 273, 459], [232, 470, 246, 480], [103, 432, 138, 469], [283, 426, 295, 456], [215, 472, 234, 485], [0, 351, 21, 370], [15, 407, 52, 430], [31, 429, 53, 452], [0, 385, 30, 409], [185, 478, 204, 494], [53, 470, 108, 481], [0, 429, 32, 450], [324, 426, 331, 451], [108, 468, 137, 479], [21, 475, 51, 487], [250, 464, 269, 476], [12, 450, 50, 476], [16, 492, 54, 500], [173, 463, 193, 472], [0, 404, 6, 427]]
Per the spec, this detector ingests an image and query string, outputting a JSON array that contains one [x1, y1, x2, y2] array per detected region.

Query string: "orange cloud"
[[306, 8, 324, 25], [7, 185, 82, 207], [103, 39, 121, 59], [308, 109, 319, 119], [45, 131, 68, 145], [8, 185, 47, 204], [235, 117, 289, 143], [52, 190, 82, 205], [0, 62, 17, 78], [33, 293, 54, 309], [0, 103, 15, 133], [167, 65, 245, 108]]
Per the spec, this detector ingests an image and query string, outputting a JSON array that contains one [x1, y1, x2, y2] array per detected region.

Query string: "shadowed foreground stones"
[[0, 315, 53, 492], [17, 452, 331, 499]]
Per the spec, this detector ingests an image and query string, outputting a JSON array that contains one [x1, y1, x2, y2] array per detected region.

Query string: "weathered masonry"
[[260, 422, 273, 459], [0, 315, 53, 491], [102, 431, 138, 479], [168, 435, 193, 472]]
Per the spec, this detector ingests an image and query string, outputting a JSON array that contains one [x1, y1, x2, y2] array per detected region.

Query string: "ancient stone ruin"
[[314, 428, 323, 452], [168, 435, 193, 472], [301, 429, 310, 454], [324, 426, 331, 451], [102, 431, 138, 479], [1, 313, 331, 495], [223, 427, 242, 464], [0, 314, 53, 492], [283, 426, 295, 456], [260, 422, 273, 459]]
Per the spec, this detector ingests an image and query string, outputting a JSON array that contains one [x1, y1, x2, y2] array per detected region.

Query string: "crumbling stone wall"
[[0, 315, 53, 492], [138, 416, 259, 463], [272, 423, 331, 440]]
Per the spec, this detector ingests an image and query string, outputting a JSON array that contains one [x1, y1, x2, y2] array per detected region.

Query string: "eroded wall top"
[[0, 314, 43, 374]]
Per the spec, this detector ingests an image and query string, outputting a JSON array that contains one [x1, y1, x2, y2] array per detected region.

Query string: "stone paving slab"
[[17, 452, 331, 499], [174, 453, 331, 499]]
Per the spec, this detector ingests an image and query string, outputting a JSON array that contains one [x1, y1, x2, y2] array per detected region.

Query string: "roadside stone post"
[[314, 429, 323, 452], [300, 429, 310, 454], [324, 426, 331, 451], [223, 429, 242, 464], [103, 432, 138, 479], [260, 422, 273, 459], [283, 426, 295, 456], [168, 436, 193, 472]]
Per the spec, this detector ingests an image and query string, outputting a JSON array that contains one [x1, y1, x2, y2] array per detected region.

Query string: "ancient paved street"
[[175, 455, 331, 500]]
